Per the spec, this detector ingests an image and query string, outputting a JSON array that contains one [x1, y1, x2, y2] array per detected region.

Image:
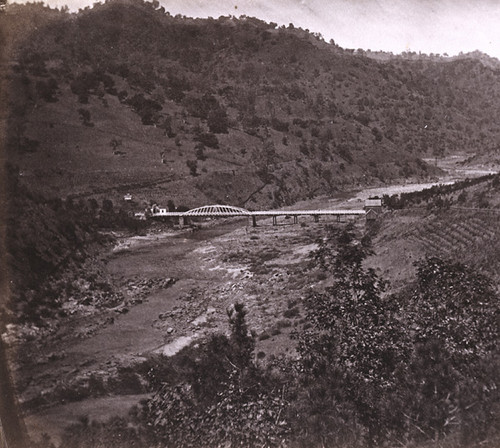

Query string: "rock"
[[167, 327, 174, 334]]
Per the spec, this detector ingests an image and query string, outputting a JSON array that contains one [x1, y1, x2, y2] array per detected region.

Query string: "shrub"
[[207, 107, 229, 133], [126, 94, 162, 125], [271, 117, 289, 132], [195, 145, 206, 161], [371, 126, 383, 142], [283, 307, 300, 319], [186, 160, 198, 176], [35, 78, 58, 102], [355, 113, 371, 126], [195, 132, 219, 149], [77, 108, 93, 127]]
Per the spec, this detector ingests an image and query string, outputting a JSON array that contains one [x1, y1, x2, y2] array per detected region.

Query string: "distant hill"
[[2, 0, 500, 210]]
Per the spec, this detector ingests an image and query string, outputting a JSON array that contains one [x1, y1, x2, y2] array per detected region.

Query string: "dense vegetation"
[[3, 164, 148, 325], [382, 173, 500, 209], [42, 225, 499, 448]]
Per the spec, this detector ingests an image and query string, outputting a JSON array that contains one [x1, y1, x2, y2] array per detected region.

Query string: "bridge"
[[149, 204, 367, 227]]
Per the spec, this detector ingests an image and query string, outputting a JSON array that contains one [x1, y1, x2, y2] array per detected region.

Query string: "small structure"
[[364, 198, 382, 220], [123, 193, 133, 201]]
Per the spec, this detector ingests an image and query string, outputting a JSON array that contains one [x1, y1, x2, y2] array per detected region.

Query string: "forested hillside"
[[3, 0, 500, 209]]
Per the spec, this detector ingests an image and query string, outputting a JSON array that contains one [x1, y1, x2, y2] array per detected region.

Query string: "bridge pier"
[[293, 216, 298, 224], [252, 216, 257, 227], [314, 215, 319, 223], [179, 217, 185, 228], [272, 216, 277, 226]]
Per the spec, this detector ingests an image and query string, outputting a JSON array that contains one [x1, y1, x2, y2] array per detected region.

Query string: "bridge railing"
[[149, 203, 366, 217]]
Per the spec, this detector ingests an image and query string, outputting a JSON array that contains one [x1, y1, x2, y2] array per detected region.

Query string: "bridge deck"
[[250, 210, 365, 216], [150, 209, 366, 217]]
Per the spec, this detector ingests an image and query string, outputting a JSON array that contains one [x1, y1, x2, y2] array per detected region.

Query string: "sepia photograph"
[[1, 1, 499, 447]]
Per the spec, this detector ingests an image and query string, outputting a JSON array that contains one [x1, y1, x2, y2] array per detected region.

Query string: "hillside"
[[366, 174, 500, 289], [3, 0, 500, 211]]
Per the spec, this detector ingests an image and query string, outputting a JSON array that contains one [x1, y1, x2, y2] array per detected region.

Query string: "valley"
[[10, 162, 499, 445], [1, 2, 500, 446]]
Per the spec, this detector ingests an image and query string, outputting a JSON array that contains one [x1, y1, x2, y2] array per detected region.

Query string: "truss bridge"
[[149, 204, 367, 227]]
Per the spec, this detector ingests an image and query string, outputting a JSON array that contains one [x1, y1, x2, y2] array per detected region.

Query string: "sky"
[[10, 0, 500, 59]]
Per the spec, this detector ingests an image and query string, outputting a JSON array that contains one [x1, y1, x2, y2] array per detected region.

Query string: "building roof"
[[365, 199, 382, 207]]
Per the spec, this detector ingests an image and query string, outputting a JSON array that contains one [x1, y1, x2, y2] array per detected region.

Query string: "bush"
[[77, 108, 93, 127], [371, 126, 383, 142], [36, 78, 58, 102], [283, 307, 300, 319], [271, 117, 289, 132], [207, 107, 229, 133], [195, 145, 206, 161], [126, 94, 162, 125], [186, 160, 198, 176], [195, 132, 219, 149]]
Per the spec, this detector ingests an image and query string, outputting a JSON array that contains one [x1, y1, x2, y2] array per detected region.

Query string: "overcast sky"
[[11, 0, 500, 59]]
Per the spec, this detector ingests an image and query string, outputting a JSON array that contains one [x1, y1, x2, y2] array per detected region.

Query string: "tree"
[[195, 143, 206, 161], [87, 198, 99, 213], [144, 303, 289, 447], [371, 126, 383, 142], [299, 225, 410, 446], [227, 303, 255, 369], [102, 199, 113, 213], [207, 107, 229, 133], [77, 108, 93, 127], [36, 78, 58, 102], [126, 94, 162, 125], [195, 133, 218, 149], [166, 200, 175, 212], [401, 257, 500, 443], [186, 160, 197, 176], [408, 257, 498, 365]]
